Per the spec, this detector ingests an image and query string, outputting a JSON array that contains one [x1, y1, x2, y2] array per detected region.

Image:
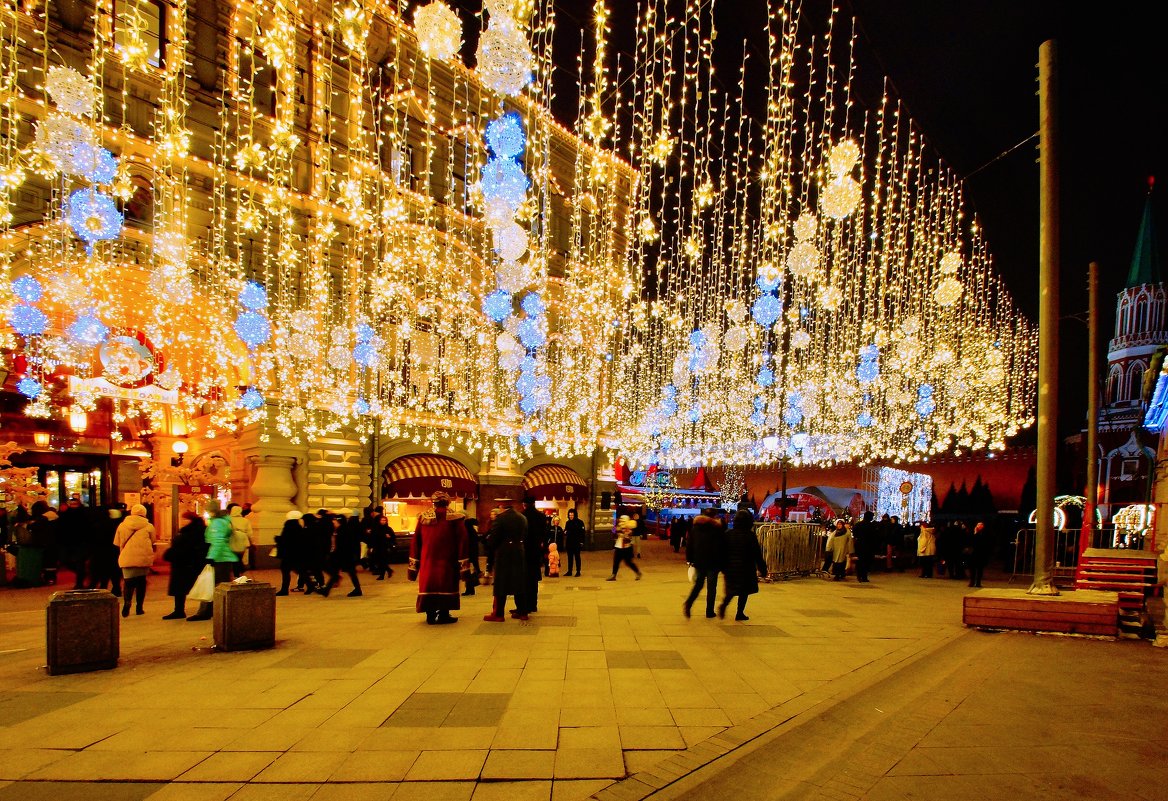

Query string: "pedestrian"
[[16, 501, 54, 587], [302, 509, 330, 591], [607, 514, 642, 581], [830, 521, 854, 581], [966, 521, 990, 588], [228, 504, 252, 576], [917, 521, 937, 578], [547, 541, 561, 577], [187, 499, 238, 621], [823, 519, 844, 574], [275, 510, 311, 595], [363, 513, 391, 581], [113, 503, 156, 618], [852, 511, 877, 583], [521, 497, 547, 613], [719, 509, 767, 621], [484, 500, 528, 621], [545, 514, 564, 576], [669, 515, 684, 553], [322, 509, 363, 597], [91, 506, 123, 596], [408, 492, 470, 623], [163, 511, 207, 619], [631, 511, 645, 557], [462, 517, 480, 596], [57, 494, 89, 589], [683, 508, 724, 618], [564, 508, 584, 577]]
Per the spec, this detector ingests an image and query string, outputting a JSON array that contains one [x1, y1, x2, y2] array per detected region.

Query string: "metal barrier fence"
[[1010, 526, 1122, 586], [755, 522, 825, 579]]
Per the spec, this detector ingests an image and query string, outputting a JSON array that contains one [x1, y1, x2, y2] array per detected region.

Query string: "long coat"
[[723, 524, 767, 597], [167, 518, 208, 597], [489, 508, 528, 598], [205, 515, 238, 562], [410, 510, 470, 613], [686, 514, 725, 570]]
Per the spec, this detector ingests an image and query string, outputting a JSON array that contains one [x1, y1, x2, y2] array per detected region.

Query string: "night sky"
[[443, 1, 1166, 436]]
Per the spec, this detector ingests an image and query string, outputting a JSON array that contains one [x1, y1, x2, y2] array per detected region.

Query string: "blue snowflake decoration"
[[483, 289, 513, 324], [11, 275, 43, 303], [353, 397, 371, 415], [856, 410, 874, 428], [519, 355, 537, 375], [480, 158, 530, 209], [664, 384, 678, 399], [238, 280, 268, 310], [16, 376, 42, 399], [688, 329, 708, 349], [783, 405, 803, 427], [354, 322, 376, 343], [233, 311, 271, 349], [520, 292, 545, 317], [67, 314, 110, 346], [9, 304, 48, 336], [518, 432, 534, 447], [87, 148, 118, 184], [914, 431, 929, 451], [751, 293, 782, 327], [485, 112, 526, 160], [353, 342, 379, 367], [918, 383, 934, 398], [238, 387, 265, 410], [517, 318, 546, 349], [516, 371, 538, 396], [756, 366, 775, 387], [64, 188, 123, 251]]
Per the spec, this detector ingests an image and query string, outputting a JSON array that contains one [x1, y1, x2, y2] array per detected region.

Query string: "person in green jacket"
[[187, 499, 239, 621]]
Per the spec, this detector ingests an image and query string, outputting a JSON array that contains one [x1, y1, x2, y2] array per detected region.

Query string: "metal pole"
[[1079, 261, 1100, 575], [1030, 40, 1060, 595], [780, 458, 788, 522]]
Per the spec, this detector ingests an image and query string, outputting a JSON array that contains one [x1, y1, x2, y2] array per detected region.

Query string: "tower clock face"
[[899, 480, 914, 495]]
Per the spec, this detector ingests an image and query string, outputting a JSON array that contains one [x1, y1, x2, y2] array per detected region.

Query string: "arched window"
[[1119, 297, 1131, 336], [1107, 366, 1123, 403], [1135, 296, 1150, 333], [1129, 362, 1146, 402]]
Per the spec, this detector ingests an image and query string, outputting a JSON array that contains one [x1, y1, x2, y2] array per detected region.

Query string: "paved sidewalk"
[[0, 540, 1160, 801]]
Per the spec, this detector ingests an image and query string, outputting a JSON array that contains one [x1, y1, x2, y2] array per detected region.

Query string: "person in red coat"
[[409, 491, 471, 625]]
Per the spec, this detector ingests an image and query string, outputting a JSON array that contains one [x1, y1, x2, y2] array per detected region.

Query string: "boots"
[[483, 597, 505, 622], [163, 595, 186, 619]]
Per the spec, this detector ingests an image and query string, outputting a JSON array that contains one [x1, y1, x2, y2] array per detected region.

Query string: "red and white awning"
[[382, 454, 477, 499], [522, 464, 588, 500]]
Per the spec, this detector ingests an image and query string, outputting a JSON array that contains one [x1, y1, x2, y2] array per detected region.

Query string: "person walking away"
[[564, 508, 585, 577], [822, 520, 844, 575], [852, 511, 877, 583], [58, 495, 90, 589], [830, 521, 854, 581], [301, 510, 330, 591], [164, 511, 208, 619], [363, 513, 391, 581], [228, 504, 252, 576], [409, 492, 470, 623], [484, 501, 528, 621], [631, 512, 645, 558], [521, 497, 547, 613], [462, 517, 480, 596], [322, 509, 363, 597], [683, 509, 724, 618], [719, 510, 767, 621], [877, 513, 894, 570], [114, 504, 156, 617], [17, 501, 55, 587], [967, 521, 991, 588], [608, 514, 642, 581], [669, 515, 684, 553], [917, 522, 937, 578], [187, 499, 238, 621], [275, 510, 312, 595], [91, 506, 123, 596]]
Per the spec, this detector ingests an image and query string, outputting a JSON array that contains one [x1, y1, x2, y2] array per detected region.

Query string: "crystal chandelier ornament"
[[475, 0, 533, 97], [45, 65, 95, 118], [63, 188, 123, 253], [414, 1, 463, 61], [820, 139, 863, 220]]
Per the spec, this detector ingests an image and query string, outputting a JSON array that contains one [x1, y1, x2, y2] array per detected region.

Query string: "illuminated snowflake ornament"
[[46, 66, 95, 117], [239, 387, 265, 411], [483, 289, 513, 324], [64, 188, 123, 252], [751, 294, 782, 328], [414, 1, 463, 61], [67, 313, 110, 346], [238, 280, 269, 310], [485, 112, 526, 159], [234, 311, 271, 349], [17, 376, 43, 399]]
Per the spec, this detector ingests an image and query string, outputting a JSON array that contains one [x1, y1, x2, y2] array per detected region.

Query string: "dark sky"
[[442, 1, 1167, 434]]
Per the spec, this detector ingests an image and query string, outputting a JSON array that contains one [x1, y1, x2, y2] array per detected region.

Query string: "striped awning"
[[382, 454, 477, 499], [522, 464, 588, 500]]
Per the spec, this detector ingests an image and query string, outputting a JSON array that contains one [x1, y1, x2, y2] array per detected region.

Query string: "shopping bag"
[[687, 565, 696, 583], [188, 564, 217, 603]]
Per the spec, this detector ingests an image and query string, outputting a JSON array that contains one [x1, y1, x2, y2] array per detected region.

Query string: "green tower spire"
[[1126, 177, 1161, 288]]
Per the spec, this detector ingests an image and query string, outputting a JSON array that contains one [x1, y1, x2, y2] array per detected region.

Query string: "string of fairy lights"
[[0, 0, 1034, 471]]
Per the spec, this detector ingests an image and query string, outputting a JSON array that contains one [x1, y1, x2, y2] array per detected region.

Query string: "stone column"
[[248, 454, 298, 567]]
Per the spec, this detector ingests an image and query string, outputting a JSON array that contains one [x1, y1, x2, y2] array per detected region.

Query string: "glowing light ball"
[[353, 397, 371, 415], [353, 342, 379, 367], [11, 275, 43, 303], [67, 314, 109, 345], [238, 280, 268, 310], [46, 65, 94, 117], [233, 311, 271, 348], [520, 292, 545, 317], [723, 325, 748, 351], [793, 211, 819, 242], [480, 158, 530, 210], [820, 174, 862, 220], [486, 111, 526, 159], [87, 148, 118, 184], [857, 410, 874, 428], [786, 241, 821, 279], [354, 322, 376, 343], [940, 250, 963, 274], [239, 387, 265, 410], [476, 23, 533, 97], [493, 221, 529, 261], [290, 310, 314, 332], [934, 276, 963, 307], [413, 1, 463, 61], [483, 289, 513, 324], [751, 293, 782, 327], [64, 188, 123, 250], [517, 317, 546, 349], [9, 304, 48, 336], [327, 344, 351, 369], [827, 139, 861, 176], [17, 376, 42, 399], [756, 366, 775, 387]]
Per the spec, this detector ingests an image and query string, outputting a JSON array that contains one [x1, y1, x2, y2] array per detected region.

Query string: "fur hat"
[[130, 504, 148, 517], [431, 491, 451, 506], [285, 510, 303, 521]]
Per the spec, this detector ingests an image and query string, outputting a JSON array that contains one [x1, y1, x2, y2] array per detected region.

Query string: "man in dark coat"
[[683, 509, 725, 619], [322, 509, 363, 598], [164, 511, 208, 619], [851, 511, 878, 583], [718, 510, 768, 620], [521, 497, 547, 614], [484, 501, 528, 621], [57, 495, 90, 589]]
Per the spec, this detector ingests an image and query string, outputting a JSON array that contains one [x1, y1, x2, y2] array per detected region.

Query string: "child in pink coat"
[[546, 542, 561, 577]]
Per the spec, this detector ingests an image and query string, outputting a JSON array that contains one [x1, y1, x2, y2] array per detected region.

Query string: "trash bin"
[[213, 581, 276, 652], [46, 589, 119, 675]]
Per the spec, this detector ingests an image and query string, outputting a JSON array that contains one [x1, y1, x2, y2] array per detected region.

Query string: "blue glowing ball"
[[483, 289, 513, 323], [661, 397, 678, 416], [88, 148, 118, 184], [917, 383, 934, 398], [751, 293, 782, 328], [480, 157, 530, 209], [485, 111, 526, 160], [518, 432, 534, 447], [67, 314, 110, 346], [353, 397, 370, 415], [9, 304, 48, 336], [239, 387, 265, 410], [915, 432, 929, 450], [354, 322, 376, 343], [857, 410, 874, 428], [686, 406, 702, 423], [660, 438, 673, 453], [783, 406, 803, 427], [756, 273, 781, 292], [663, 384, 678, 399], [753, 396, 766, 411], [11, 275, 43, 303], [520, 395, 539, 415], [756, 366, 775, 387], [517, 318, 546, 349], [856, 360, 879, 384], [688, 329, 708, 349], [519, 355, 537, 374], [353, 342, 379, 367], [520, 291, 545, 317], [859, 344, 879, 361], [16, 376, 42, 399], [238, 280, 268, 310], [915, 397, 936, 417], [64, 188, 123, 248], [233, 311, 271, 348], [749, 410, 766, 427], [516, 371, 537, 396]]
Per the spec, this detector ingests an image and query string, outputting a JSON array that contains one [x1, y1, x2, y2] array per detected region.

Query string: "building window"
[[1119, 298, 1130, 336], [1135, 296, 1149, 333], [1129, 363, 1146, 402], [1107, 367, 1122, 403], [113, 0, 165, 68]]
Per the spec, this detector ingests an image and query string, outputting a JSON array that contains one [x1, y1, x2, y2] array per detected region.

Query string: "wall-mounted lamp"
[[33, 431, 50, 448], [171, 439, 189, 467], [68, 409, 88, 434]]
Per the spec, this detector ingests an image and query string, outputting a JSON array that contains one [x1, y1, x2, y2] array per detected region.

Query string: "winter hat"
[[285, 510, 303, 521], [205, 498, 222, 515], [131, 504, 147, 517]]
